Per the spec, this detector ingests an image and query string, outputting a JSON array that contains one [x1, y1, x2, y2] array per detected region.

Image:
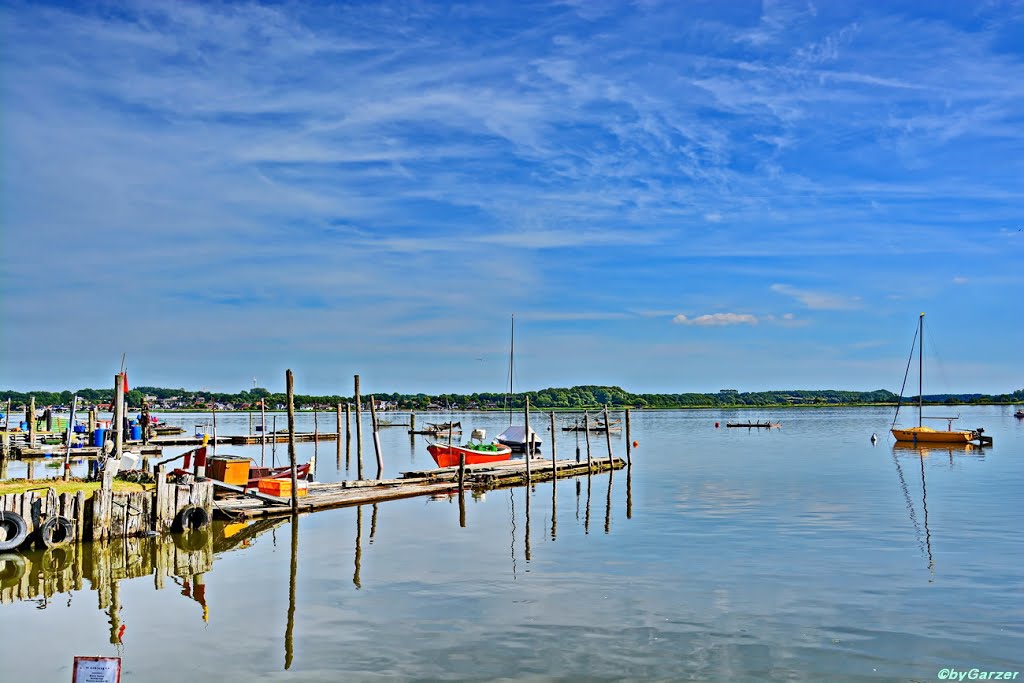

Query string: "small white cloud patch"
[[673, 313, 758, 326]]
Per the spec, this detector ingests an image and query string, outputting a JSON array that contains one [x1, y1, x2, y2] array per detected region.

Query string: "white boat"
[[495, 424, 542, 452]]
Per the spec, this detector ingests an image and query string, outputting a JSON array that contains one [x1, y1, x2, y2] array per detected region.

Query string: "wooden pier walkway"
[[214, 457, 626, 519]]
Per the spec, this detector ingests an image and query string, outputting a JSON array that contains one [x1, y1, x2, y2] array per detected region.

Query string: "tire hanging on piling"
[[0, 511, 29, 552], [36, 515, 74, 549], [172, 505, 210, 532]]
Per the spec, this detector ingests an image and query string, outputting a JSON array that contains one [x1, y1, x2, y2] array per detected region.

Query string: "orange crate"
[[208, 456, 250, 486], [257, 478, 308, 497]]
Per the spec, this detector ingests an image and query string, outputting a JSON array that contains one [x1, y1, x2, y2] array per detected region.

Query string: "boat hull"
[[427, 443, 513, 468], [890, 426, 975, 444]]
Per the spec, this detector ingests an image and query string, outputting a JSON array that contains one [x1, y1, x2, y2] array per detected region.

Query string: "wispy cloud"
[[770, 284, 862, 310], [673, 313, 759, 326]]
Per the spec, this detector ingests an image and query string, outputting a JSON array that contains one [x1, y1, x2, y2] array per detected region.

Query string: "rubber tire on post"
[[172, 505, 210, 532], [0, 511, 29, 552], [36, 516, 74, 549], [0, 553, 27, 588]]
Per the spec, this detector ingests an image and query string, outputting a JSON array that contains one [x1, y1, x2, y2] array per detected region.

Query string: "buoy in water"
[[870, 433, 878, 443], [715, 422, 720, 428], [632, 440, 638, 448]]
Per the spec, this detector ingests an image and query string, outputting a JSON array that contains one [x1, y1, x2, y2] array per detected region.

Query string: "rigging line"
[[892, 324, 919, 429]]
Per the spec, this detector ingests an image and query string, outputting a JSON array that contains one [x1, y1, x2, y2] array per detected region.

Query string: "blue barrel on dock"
[[131, 425, 142, 440], [92, 428, 107, 447]]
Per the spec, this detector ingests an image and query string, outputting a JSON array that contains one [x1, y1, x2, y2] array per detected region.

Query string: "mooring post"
[[603, 404, 614, 472], [369, 395, 384, 477], [314, 404, 319, 441], [345, 402, 352, 468], [409, 412, 416, 438], [336, 402, 342, 441], [261, 399, 267, 466], [113, 375, 124, 460], [354, 375, 363, 480], [28, 395, 36, 448], [211, 405, 217, 457], [286, 369, 298, 513], [249, 410, 253, 436], [63, 395, 79, 481], [458, 453, 465, 492], [625, 408, 631, 466], [583, 410, 592, 473], [550, 411, 557, 480], [524, 396, 532, 483]]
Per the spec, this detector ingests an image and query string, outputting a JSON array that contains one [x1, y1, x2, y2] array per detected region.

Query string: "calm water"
[[2, 407, 1022, 681]]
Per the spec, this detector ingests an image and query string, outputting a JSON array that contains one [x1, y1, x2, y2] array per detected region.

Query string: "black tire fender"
[[36, 515, 75, 549], [0, 511, 29, 552], [172, 505, 210, 532]]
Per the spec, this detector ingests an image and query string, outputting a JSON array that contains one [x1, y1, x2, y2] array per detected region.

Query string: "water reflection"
[[285, 515, 297, 670]]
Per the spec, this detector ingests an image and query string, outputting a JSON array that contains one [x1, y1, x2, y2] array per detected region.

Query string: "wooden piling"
[[524, 396, 531, 483], [625, 408, 631, 466], [369, 395, 384, 477], [249, 411, 253, 436], [286, 369, 298, 513], [603, 405, 614, 472], [336, 403, 342, 439], [354, 375, 363, 480], [211, 405, 217, 456], [260, 399, 267, 466], [113, 376, 124, 461], [313, 405, 319, 441], [345, 402, 351, 468], [28, 396, 36, 448], [458, 453, 465, 492], [583, 410, 592, 473]]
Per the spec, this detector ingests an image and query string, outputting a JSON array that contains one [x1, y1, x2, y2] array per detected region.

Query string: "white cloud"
[[673, 313, 759, 326], [704, 212, 723, 222], [952, 276, 968, 285], [770, 284, 861, 310]]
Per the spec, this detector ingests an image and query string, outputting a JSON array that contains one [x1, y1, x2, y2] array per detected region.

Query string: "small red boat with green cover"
[[427, 441, 513, 467]]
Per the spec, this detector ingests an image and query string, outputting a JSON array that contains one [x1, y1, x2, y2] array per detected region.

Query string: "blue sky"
[[1, 0, 1022, 396]]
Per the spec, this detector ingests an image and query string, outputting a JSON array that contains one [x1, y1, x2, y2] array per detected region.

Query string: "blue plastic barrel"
[[93, 428, 107, 447], [131, 425, 142, 440], [74, 424, 86, 434]]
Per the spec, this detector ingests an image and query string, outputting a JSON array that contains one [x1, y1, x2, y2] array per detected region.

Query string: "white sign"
[[72, 657, 121, 683]]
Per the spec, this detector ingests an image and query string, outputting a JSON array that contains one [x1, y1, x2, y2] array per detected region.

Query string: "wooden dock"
[[214, 456, 626, 519]]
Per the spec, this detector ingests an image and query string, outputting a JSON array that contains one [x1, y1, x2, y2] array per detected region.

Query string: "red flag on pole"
[[123, 373, 129, 393]]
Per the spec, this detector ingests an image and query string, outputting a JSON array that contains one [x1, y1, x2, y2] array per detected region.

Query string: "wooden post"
[[524, 396, 531, 483], [286, 369, 298, 513], [63, 395, 79, 481], [458, 453, 465, 492], [249, 410, 253, 436], [584, 410, 592, 473], [625, 408, 631, 466], [28, 396, 36, 447], [345, 403, 351, 469], [5, 397, 10, 430], [261, 399, 267, 466], [369, 395, 384, 477], [336, 403, 342, 440], [113, 375, 124, 460], [409, 412, 416, 438], [550, 411, 557, 481], [603, 404, 614, 470], [211, 405, 217, 456], [314, 404, 319, 441], [154, 464, 166, 533], [354, 375, 363, 480]]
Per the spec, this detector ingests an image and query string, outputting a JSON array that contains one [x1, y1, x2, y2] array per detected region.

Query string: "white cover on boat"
[[496, 425, 542, 446]]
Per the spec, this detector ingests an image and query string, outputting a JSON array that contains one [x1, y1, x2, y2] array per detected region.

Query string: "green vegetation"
[[0, 479, 151, 496], [1, 385, 1022, 410]]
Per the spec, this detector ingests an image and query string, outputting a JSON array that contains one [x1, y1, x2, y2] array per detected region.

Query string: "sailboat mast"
[[508, 314, 515, 426], [918, 312, 924, 429]]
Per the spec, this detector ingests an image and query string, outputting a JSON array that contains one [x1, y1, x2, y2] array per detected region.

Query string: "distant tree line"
[[1, 385, 1022, 410]]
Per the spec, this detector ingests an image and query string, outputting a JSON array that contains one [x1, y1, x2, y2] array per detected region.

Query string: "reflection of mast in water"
[[584, 471, 592, 534], [575, 480, 581, 522], [285, 514, 298, 670], [919, 454, 934, 575], [370, 503, 379, 542], [551, 477, 557, 542], [891, 450, 926, 559], [353, 506, 362, 589]]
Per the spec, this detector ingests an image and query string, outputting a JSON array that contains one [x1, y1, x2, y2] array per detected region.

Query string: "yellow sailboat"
[[890, 313, 985, 444]]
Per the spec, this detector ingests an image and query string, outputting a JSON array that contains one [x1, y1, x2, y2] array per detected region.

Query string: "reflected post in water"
[[285, 514, 298, 670]]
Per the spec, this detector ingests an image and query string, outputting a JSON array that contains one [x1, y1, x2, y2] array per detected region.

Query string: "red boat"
[[427, 442, 512, 468]]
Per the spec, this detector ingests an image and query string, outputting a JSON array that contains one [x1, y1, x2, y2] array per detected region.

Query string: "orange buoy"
[[632, 440, 638, 448], [715, 422, 720, 428]]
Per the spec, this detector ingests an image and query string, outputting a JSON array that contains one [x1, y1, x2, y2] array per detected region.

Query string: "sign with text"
[[72, 657, 121, 683]]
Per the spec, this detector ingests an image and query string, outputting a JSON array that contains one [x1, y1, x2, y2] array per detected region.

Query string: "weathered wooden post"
[[260, 399, 267, 466], [211, 405, 217, 456], [524, 396, 532, 483], [336, 402, 342, 440], [583, 410, 592, 473], [369, 395, 384, 477], [4, 398, 10, 430], [409, 412, 416, 440], [314, 404, 319, 441], [28, 396, 36, 447], [458, 453, 466, 494], [603, 404, 614, 471], [249, 410, 253, 436], [286, 369, 298, 513], [113, 375, 124, 460], [550, 411, 557, 480], [345, 402, 351, 468], [354, 375, 363, 480], [63, 395, 79, 481], [625, 408, 631, 466]]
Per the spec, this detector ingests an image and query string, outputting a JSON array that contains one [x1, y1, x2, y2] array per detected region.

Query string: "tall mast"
[[508, 314, 515, 425], [918, 312, 924, 428]]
